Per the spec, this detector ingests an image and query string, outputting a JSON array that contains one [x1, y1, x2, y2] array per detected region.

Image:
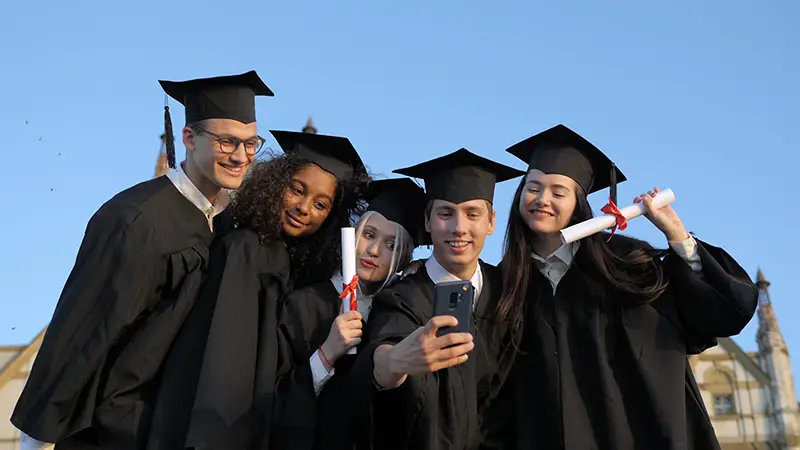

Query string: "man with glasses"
[[12, 71, 273, 450]]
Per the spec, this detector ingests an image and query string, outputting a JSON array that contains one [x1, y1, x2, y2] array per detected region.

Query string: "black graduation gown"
[[145, 228, 292, 450], [485, 234, 758, 450], [11, 176, 230, 449], [270, 281, 362, 450], [348, 261, 513, 450]]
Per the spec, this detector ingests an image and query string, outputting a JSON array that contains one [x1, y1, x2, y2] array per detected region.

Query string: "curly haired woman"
[[147, 130, 371, 450]]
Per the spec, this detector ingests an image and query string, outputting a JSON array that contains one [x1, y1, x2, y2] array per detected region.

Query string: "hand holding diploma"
[[560, 187, 679, 244], [320, 310, 363, 368], [634, 186, 690, 242]]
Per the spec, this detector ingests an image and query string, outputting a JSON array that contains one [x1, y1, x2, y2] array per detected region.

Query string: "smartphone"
[[432, 280, 474, 337]]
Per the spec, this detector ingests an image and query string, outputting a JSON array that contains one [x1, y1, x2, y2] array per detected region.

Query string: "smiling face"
[[281, 164, 338, 238], [518, 169, 578, 235], [183, 118, 258, 193], [426, 199, 495, 274], [356, 213, 397, 283]]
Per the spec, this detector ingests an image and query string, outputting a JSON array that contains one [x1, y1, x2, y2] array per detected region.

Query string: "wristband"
[[319, 346, 333, 369]]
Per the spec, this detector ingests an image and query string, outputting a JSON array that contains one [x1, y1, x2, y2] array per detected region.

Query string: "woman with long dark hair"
[[272, 178, 427, 450], [485, 124, 758, 450], [146, 131, 370, 450]]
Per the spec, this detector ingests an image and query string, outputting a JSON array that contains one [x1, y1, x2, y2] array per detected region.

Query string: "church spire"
[[155, 133, 171, 178], [302, 116, 317, 134], [754, 268, 800, 448], [756, 267, 778, 330], [756, 266, 770, 289]]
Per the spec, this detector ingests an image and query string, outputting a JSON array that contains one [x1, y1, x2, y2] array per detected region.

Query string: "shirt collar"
[[331, 272, 345, 295], [531, 241, 580, 266], [166, 162, 231, 219], [424, 255, 484, 298]]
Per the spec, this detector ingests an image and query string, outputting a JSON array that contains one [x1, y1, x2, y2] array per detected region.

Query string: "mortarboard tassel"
[[163, 102, 176, 170], [609, 161, 618, 206], [600, 161, 626, 241]]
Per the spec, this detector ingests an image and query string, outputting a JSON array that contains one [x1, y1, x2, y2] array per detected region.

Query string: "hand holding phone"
[[381, 315, 474, 379]]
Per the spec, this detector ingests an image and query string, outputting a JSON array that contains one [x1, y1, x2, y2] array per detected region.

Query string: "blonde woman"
[[272, 178, 428, 450]]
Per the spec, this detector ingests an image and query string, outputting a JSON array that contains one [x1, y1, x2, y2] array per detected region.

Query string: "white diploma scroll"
[[341, 227, 358, 354], [559, 188, 676, 245]]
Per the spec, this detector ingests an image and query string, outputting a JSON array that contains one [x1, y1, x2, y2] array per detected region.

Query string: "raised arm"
[[634, 187, 758, 352], [346, 286, 475, 448]]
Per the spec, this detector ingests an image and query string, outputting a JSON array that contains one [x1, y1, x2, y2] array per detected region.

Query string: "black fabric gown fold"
[[270, 281, 357, 450], [146, 228, 292, 450], [486, 234, 758, 450], [347, 261, 513, 450], [11, 177, 230, 450]]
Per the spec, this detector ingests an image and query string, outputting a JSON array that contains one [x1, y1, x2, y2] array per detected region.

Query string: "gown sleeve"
[[654, 235, 759, 353], [181, 234, 289, 450], [270, 288, 329, 450], [145, 232, 260, 450], [11, 205, 161, 443]]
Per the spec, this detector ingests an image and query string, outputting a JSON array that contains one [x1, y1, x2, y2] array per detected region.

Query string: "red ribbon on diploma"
[[600, 197, 628, 241], [339, 275, 359, 312]]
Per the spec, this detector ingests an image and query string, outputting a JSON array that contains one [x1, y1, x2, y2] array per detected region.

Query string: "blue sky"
[[2, 1, 798, 388]]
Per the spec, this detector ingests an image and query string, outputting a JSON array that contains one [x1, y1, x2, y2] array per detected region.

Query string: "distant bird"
[[25, 120, 28, 125]]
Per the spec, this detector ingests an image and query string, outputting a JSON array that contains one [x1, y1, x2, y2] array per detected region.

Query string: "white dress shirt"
[[309, 273, 375, 395], [532, 235, 703, 292], [425, 256, 484, 306], [166, 162, 230, 231], [19, 433, 54, 449]]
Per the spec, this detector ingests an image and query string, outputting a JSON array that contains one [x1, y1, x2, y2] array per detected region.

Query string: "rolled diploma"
[[560, 188, 675, 245], [341, 227, 358, 354]]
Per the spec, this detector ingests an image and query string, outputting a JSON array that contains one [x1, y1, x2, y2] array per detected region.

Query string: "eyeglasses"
[[191, 126, 266, 156]]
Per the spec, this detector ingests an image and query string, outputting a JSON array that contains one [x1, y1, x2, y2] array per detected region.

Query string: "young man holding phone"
[[349, 149, 524, 450]]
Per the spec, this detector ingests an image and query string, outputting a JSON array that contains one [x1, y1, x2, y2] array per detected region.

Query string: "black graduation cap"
[[393, 148, 525, 205], [505, 124, 627, 204], [269, 130, 367, 180], [159, 70, 274, 169], [365, 178, 428, 246]]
